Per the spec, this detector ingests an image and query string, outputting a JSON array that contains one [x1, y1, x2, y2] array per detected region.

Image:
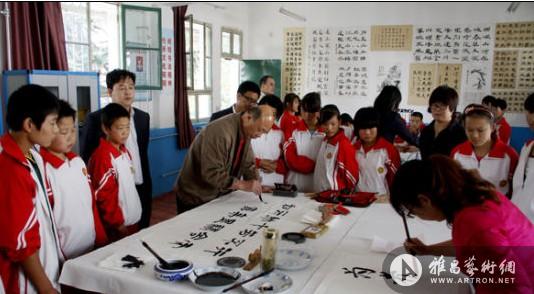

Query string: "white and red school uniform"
[[313, 130, 359, 193], [340, 125, 355, 141], [354, 137, 400, 195], [512, 139, 534, 222], [451, 140, 519, 195], [251, 124, 287, 186], [88, 138, 142, 232], [40, 148, 108, 258], [279, 110, 301, 138], [283, 120, 325, 192], [496, 116, 512, 145], [0, 134, 63, 294]]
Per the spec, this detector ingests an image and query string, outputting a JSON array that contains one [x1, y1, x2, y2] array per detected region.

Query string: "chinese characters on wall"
[[283, 28, 306, 96], [492, 22, 534, 112], [413, 25, 493, 63], [307, 28, 333, 97], [371, 25, 413, 51]]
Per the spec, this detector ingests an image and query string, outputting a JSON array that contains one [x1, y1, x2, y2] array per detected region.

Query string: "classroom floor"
[[150, 191, 177, 226]]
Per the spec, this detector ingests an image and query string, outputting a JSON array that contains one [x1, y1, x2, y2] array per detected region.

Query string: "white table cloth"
[[60, 192, 468, 293]]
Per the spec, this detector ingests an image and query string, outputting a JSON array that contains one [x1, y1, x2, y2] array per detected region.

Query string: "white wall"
[[245, 2, 534, 123]]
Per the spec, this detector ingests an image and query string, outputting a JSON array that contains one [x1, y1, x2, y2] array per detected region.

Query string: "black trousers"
[[136, 182, 152, 229]]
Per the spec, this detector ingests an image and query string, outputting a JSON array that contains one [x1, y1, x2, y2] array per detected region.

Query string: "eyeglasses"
[[241, 94, 258, 105]]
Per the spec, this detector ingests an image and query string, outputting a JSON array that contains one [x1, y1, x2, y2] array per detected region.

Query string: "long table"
[[59, 192, 468, 293]]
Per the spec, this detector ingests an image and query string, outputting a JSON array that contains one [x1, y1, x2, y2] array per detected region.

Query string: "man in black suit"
[[80, 69, 152, 229], [209, 81, 261, 122]]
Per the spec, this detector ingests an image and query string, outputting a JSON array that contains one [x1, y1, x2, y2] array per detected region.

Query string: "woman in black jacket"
[[373, 86, 417, 146], [419, 85, 467, 160]]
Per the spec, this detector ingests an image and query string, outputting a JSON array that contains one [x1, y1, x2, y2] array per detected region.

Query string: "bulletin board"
[[282, 21, 534, 126]]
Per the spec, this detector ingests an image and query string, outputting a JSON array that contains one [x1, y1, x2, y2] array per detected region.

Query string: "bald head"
[[242, 105, 275, 139]]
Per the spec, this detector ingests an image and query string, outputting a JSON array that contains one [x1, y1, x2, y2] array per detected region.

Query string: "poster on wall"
[[305, 26, 370, 99], [161, 28, 174, 89], [437, 63, 462, 93], [332, 27, 370, 98], [283, 28, 306, 96], [460, 63, 492, 109], [413, 24, 494, 63], [408, 63, 438, 106], [306, 27, 333, 97], [495, 22, 534, 49], [492, 22, 534, 113], [375, 63, 403, 92], [371, 25, 413, 51]]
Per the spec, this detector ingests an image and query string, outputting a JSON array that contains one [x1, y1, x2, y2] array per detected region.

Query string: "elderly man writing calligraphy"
[[175, 105, 276, 213]]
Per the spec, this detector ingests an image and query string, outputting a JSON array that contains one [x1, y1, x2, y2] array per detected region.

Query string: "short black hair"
[[411, 112, 423, 120], [259, 75, 274, 86], [428, 85, 459, 113], [101, 103, 130, 129], [481, 95, 497, 107], [300, 92, 321, 113], [258, 94, 284, 119], [374, 85, 401, 114], [237, 81, 261, 96], [283, 93, 300, 108], [340, 113, 353, 125], [525, 93, 534, 113], [318, 105, 340, 125], [6, 84, 59, 131], [353, 107, 380, 131], [57, 99, 76, 122], [106, 69, 136, 89], [495, 98, 507, 110]]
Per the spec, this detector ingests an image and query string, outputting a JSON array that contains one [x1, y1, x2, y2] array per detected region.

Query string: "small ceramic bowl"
[[154, 259, 193, 282]]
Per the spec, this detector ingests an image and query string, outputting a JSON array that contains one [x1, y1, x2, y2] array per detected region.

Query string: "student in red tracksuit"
[[495, 98, 512, 145], [88, 103, 142, 241], [40, 100, 108, 258], [353, 107, 400, 196], [313, 105, 359, 193], [513, 93, 534, 222], [451, 104, 518, 197], [251, 95, 287, 189], [482, 95, 512, 144], [279, 93, 301, 136], [0, 85, 62, 294], [283, 92, 324, 192], [340, 113, 355, 141]]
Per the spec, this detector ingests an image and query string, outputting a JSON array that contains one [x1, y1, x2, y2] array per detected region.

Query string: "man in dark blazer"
[[80, 69, 153, 229], [209, 81, 261, 122]]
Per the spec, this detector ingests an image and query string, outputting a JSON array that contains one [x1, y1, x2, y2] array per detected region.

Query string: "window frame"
[[121, 4, 162, 90], [186, 15, 213, 123], [221, 27, 243, 59], [62, 2, 120, 105]]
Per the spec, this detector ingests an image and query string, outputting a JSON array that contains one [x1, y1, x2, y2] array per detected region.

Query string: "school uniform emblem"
[[377, 167, 385, 174], [326, 152, 333, 159], [499, 180, 507, 187], [130, 166, 135, 174]]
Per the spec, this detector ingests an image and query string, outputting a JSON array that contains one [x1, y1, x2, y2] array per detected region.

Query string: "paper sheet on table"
[[98, 253, 152, 273]]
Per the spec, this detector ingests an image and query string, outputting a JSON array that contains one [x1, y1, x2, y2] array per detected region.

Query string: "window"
[[220, 27, 243, 110], [122, 5, 162, 90], [221, 27, 242, 59], [62, 2, 119, 106], [186, 16, 212, 122]]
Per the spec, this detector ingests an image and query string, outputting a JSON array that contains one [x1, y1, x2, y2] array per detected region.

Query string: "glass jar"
[[261, 228, 278, 272]]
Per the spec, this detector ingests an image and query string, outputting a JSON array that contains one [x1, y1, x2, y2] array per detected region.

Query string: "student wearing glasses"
[[419, 86, 467, 160], [210, 81, 260, 122]]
